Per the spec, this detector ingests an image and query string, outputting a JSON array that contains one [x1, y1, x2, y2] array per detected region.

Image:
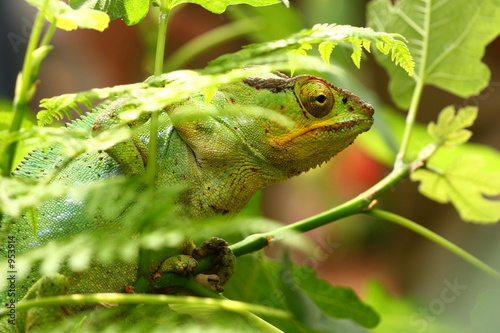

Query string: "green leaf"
[[408, 105, 500, 223], [38, 25, 413, 125], [167, 0, 285, 14], [292, 265, 379, 328], [359, 104, 500, 172], [318, 41, 336, 64], [70, 0, 150, 26], [27, 0, 110, 31], [280, 256, 373, 332], [224, 254, 378, 332], [368, 0, 500, 109], [411, 154, 500, 223], [428, 106, 477, 147], [208, 24, 413, 74]]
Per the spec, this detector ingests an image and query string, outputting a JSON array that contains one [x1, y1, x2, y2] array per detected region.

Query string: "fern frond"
[[318, 41, 336, 64], [375, 33, 414, 76], [208, 24, 414, 75], [38, 82, 150, 125], [38, 25, 413, 126]]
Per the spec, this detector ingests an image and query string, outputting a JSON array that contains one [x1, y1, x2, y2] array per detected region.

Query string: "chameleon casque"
[[1, 69, 374, 330]]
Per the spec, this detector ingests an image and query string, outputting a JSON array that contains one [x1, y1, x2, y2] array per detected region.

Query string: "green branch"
[[365, 209, 500, 280], [199, 138, 498, 283], [4, 4, 53, 176], [146, 8, 170, 189], [395, 76, 424, 166], [197, 164, 412, 272], [0, 293, 291, 321], [394, 1, 430, 166]]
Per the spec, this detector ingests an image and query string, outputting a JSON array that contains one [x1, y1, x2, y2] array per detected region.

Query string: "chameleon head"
[[168, 71, 373, 185], [241, 73, 374, 177], [165, 71, 374, 215]]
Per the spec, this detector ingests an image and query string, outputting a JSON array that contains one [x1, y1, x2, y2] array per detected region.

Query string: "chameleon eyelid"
[[297, 79, 335, 118]]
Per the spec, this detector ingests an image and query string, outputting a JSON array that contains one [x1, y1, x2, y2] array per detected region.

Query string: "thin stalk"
[[154, 10, 169, 76], [263, 165, 410, 238], [146, 9, 169, 188], [395, 1, 431, 166], [39, 19, 57, 49], [0, 293, 290, 320], [5, 9, 48, 176], [136, 6, 170, 290], [365, 209, 500, 281], [394, 78, 424, 166], [204, 164, 412, 263]]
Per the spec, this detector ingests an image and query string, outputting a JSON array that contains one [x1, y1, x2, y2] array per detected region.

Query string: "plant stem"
[[365, 209, 500, 281], [396, 1, 431, 166], [154, 10, 169, 76], [146, 8, 169, 188], [0, 293, 291, 321], [395, 78, 424, 166], [199, 164, 412, 265], [4, 9, 48, 176]]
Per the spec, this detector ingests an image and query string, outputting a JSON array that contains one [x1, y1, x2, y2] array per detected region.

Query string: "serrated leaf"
[[349, 38, 363, 68], [318, 41, 336, 64], [280, 256, 372, 333], [368, 0, 500, 109], [168, 0, 284, 14], [224, 254, 378, 331], [27, 0, 109, 31], [362, 40, 371, 52], [428, 106, 477, 147], [411, 154, 500, 223], [208, 24, 413, 74], [293, 265, 379, 328]]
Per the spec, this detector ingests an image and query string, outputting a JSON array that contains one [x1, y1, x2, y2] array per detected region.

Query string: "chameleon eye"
[[298, 79, 335, 118]]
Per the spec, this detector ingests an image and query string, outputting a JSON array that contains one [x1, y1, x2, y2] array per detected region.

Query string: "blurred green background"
[[1, 0, 499, 331]]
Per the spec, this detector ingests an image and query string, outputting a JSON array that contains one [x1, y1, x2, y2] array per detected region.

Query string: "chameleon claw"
[[192, 237, 236, 287], [157, 254, 198, 276]]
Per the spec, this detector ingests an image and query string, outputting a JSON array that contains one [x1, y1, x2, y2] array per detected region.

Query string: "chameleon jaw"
[[271, 118, 373, 147], [307, 119, 373, 135]]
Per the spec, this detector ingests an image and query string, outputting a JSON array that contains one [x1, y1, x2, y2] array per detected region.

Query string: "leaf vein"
[[426, 1, 486, 75]]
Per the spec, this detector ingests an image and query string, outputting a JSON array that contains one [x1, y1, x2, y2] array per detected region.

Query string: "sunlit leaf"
[[318, 41, 336, 64], [411, 154, 500, 223], [428, 106, 477, 147], [209, 24, 413, 74], [167, 0, 285, 13], [27, 0, 110, 31], [70, 0, 149, 25], [368, 0, 500, 108]]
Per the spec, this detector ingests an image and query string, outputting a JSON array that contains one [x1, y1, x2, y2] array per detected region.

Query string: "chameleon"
[[0, 69, 374, 330]]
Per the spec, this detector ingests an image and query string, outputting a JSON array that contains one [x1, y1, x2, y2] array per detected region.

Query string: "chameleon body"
[[0, 70, 373, 329]]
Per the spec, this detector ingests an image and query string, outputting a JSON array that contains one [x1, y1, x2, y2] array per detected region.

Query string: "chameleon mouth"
[[308, 119, 373, 135], [271, 118, 373, 147]]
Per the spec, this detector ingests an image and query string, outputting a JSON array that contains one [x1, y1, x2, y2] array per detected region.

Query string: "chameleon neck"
[[154, 122, 277, 218]]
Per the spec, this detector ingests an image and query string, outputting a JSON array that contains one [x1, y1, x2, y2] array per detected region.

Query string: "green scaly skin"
[[0, 69, 374, 331]]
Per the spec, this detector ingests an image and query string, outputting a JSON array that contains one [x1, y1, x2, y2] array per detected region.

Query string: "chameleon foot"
[[157, 254, 198, 276], [192, 237, 236, 292]]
